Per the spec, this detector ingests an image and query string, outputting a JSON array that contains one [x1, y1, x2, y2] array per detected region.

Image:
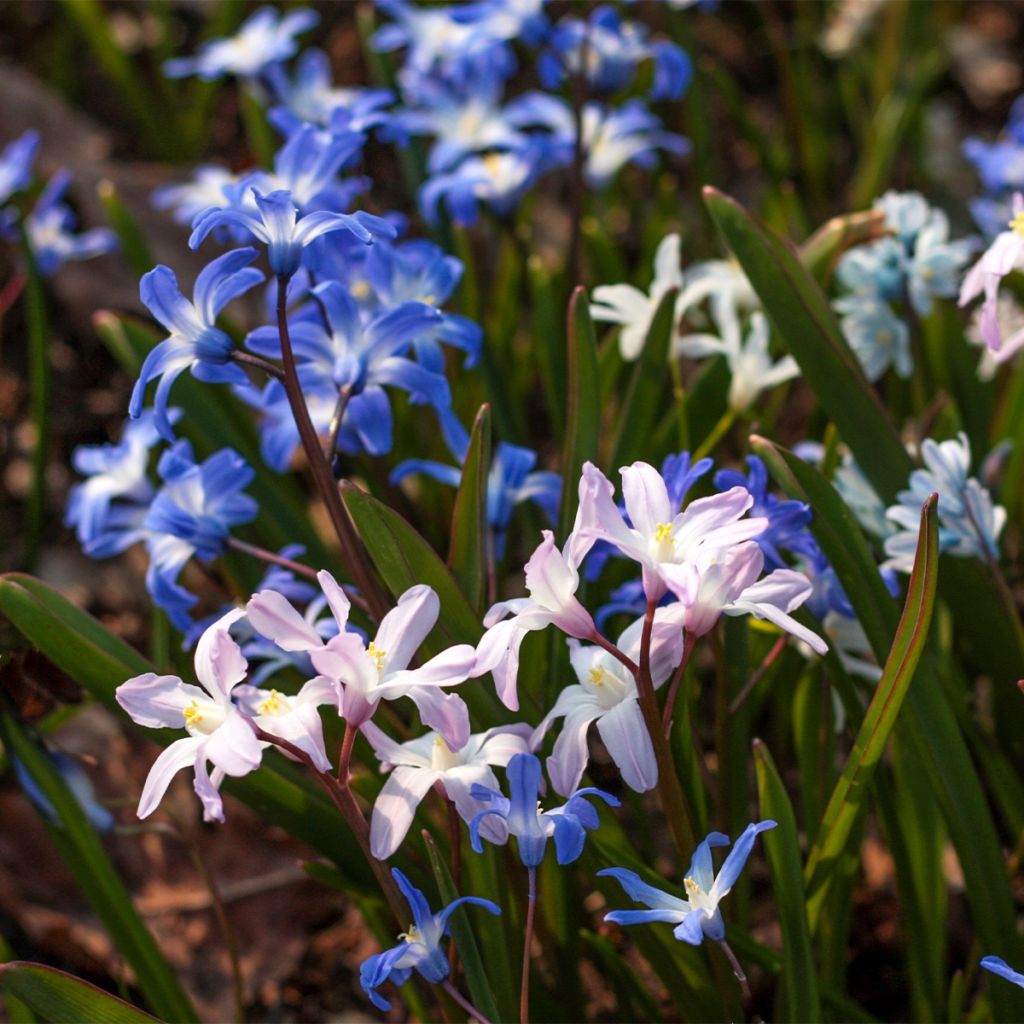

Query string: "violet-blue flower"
[[131, 248, 264, 438], [0, 129, 39, 207], [359, 868, 500, 1012]]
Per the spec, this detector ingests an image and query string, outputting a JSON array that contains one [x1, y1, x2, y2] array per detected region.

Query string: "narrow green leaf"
[[752, 739, 821, 1023], [609, 287, 679, 469], [804, 494, 938, 924], [703, 186, 910, 502], [423, 833, 501, 1023], [558, 287, 600, 539], [448, 405, 491, 614], [0, 717, 196, 1021], [0, 938, 35, 1024], [0, 963, 157, 1024], [96, 180, 154, 277]]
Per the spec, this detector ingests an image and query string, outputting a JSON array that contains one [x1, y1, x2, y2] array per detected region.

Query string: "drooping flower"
[[359, 867, 500, 1012], [363, 722, 533, 859], [534, 610, 684, 796], [599, 821, 777, 944], [469, 753, 619, 867], [130, 248, 264, 438], [474, 529, 597, 711], [13, 751, 114, 834], [0, 129, 39, 207], [163, 6, 319, 81], [590, 233, 682, 360]]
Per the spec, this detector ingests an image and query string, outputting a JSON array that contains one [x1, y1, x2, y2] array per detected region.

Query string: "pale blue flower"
[[0, 129, 39, 206], [599, 821, 776, 944], [163, 6, 318, 81], [153, 165, 244, 226], [833, 296, 912, 382], [360, 868, 500, 1012]]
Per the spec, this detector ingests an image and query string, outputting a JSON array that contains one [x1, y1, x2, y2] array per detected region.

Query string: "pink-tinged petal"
[[737, 568, 812, 613], [311, 632, 377, 693], [443, 767, 509, 843], [982, 230, 1024, 276], [660, 561, 700, 607], [137, 736, 202, 818], [647, 614, 686, 687], [340, 687, 378, 729], [596, 699, 657, 792], [296, 674, 342, 710], [194, 608, 248, 701], [247, 589, 322, 651], [476, 724, 534, 764], [621, 462, 672, 537], [958, 253, 986, 306], [482, 596, 531, 628], [672, 487, 758, 553], [361, 722, 433, 768], [532, 684, 592, 749], [316, 569, 352, 628], [406, 688, 471, 750], [547, 704, 600, 796], [370, 765, 439, 859], [473, 617, 532, 710], [116, 673, 205, 729], [726, 598, 828, 655], [202, 711, 264, 777], [385, 644, 476, 690], [524, 532, 579, 611], [375, 585, 439, 672], [258, 703, 331, 772], [980, 295, 1003, 352], [574, 462, 646, 563], [192, 755, 227, 823]]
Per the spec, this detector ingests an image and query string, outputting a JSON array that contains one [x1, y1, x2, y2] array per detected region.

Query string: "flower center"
[[256, 689, 286, 716], [367, 642, 387, 671], [398, 924, 421, 944], [1010, 211, 1024, 235], [430, 735, 459, 771], [183, 699, 202, 728], [654, 522, 673, 542], [350, 279, 371, 299], [588, 665, 606, 686]]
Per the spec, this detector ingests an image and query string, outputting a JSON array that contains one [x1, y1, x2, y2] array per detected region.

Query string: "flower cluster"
[[832, 191, 973, 381]]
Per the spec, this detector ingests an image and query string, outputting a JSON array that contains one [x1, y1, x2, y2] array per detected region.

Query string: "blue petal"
[[686, 831, 730, 893], [392, 867, 433, 932], [710, 821, 776, 900]]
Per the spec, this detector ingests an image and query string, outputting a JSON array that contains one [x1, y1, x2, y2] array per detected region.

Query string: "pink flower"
[[474, 530, 596, 712], [576, 461, 768, 601], [960, 192, 1024, 355]]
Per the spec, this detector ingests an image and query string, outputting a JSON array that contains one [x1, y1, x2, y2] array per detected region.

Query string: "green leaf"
[[803, 493, 938, 927], [752, 739, 821, 1023], [423, 834, 500, 1023], [579, 930, 664, 1023], [609, 287, 679, 469], [703, 186, 910, 502], [96, 180, 154, 278], [0, 717, 196, 1021], [447, 404, 491, 614], [558, 287, 600, 539], [0, 964, 157, 1024], [0, 574, 372, 882]]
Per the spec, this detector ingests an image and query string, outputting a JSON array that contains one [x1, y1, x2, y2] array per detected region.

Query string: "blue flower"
[[391, 409, 560, 556], [13, 751, 115, 834], [981, 955, 1024, 990], [833, 296, 912, 382], [714, 456, 814, 570], [245, 280, 449, 458], [142, 442, 259, 629], [539, 5, 691, 101], [65, 410, 171, 552], [163, 6, 319, 81], [21, 170, 116, 277], [599, 821, 776, 944], [360, 867, 500, 1012], [131, 248, 264, 438], [469, 752, 619, 868], [266, 49, 395, 134], [0, 129, 39, 206], [190, 188, 394, 278], [153, 165, 244, 226]]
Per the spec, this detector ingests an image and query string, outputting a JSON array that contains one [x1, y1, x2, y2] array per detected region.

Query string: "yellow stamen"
[[257, 689, 284, 715], [484, 152, 503, 175], [367, 642, 386, 670], [350, 279, 371, 299], [684, 876, 702, 895], [1009, 211, 1024, 235], [183, 700, 202, 728], [398, 924, 421, 943], [588, 665, 606, 686], [654, 522, 674, 542]]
